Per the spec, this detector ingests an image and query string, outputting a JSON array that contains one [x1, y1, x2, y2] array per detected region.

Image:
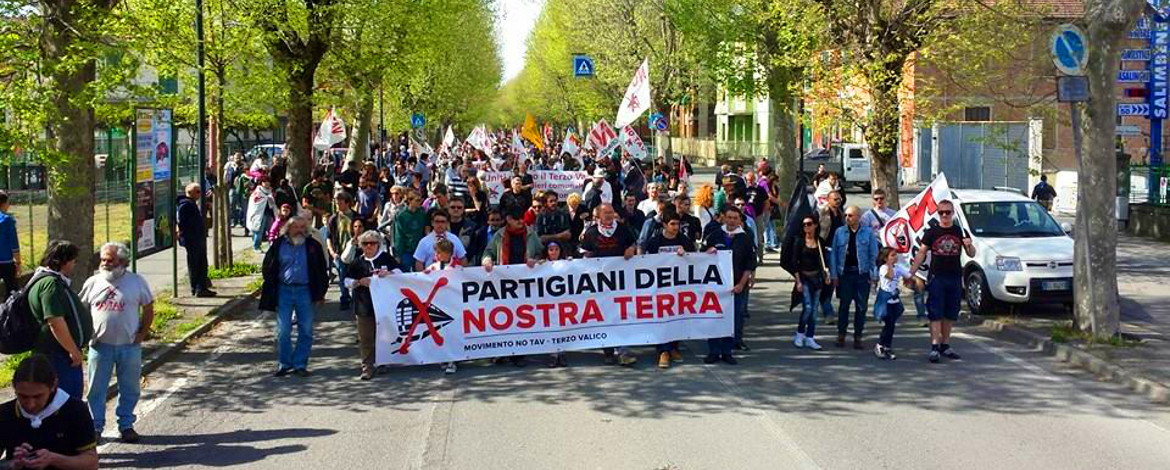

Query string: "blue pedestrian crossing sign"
[[573, 55, 594, 77], [411, 113, 425, 129], [1051, 24, 1088, 76]]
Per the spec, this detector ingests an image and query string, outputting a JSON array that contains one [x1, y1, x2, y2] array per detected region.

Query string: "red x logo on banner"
[[397, 277, 449, 354]]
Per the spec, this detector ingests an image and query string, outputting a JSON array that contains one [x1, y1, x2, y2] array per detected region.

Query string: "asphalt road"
[[92, 249, 1170, 469]]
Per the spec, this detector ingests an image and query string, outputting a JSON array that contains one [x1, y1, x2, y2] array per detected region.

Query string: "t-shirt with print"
[[920, 225, 965, 277], [79, 272, 154, 345], [579, 223, 636, 258], [643, 233, 696, 255]]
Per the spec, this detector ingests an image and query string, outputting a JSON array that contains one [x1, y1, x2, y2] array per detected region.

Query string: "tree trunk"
[[284, 66, 317, 189], [1076, 0, 1144, 337], [767, 74, 798, 209], [211, 68, 232, 268], [41, 0, 110, 278], [347, 90, 374, 164], [864, 61, 906, 209]]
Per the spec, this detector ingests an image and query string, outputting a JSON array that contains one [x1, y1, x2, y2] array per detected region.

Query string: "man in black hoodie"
[[701, 205, 756, 365], [177, 183, 215, 297]]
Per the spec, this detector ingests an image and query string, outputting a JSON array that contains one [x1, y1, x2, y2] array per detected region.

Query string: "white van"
[[831, 143, 872, 192], [950, 189, 1073, 314]]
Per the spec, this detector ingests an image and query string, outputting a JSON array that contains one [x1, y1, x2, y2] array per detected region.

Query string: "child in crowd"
[[425, 238, 461, 374], [874, 247, 911, 360], [267, 203, 293, 242]]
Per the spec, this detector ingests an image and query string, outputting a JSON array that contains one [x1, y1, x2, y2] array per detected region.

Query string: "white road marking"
[[97, 313, 271, 451]]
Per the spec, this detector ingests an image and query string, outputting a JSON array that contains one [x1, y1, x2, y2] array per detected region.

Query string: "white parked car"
[[950, 189, 1074, 315]]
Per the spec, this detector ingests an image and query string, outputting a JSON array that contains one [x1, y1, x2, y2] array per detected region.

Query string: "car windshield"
[[961, 201, 1065, 238]]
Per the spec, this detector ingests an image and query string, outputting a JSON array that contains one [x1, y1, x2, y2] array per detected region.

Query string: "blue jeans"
[[763, 218, 779, 249], [913, 287, 928, 320], [836, 270, 871, 339], [708, 291, 747, 356], [335, 258, 351, 304], [799, 275, 823, 338], [86, 343, 143, 431], [275, 284, 316, 370], [252, 228, 266, 250], [49, 349, 84, 399]]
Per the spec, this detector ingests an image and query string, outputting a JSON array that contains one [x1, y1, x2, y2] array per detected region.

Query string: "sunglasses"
[[873, 197, 885, 201], [803, 221, 815, 227], [938, 210, 954, 216], [361, 241, 379, 246]]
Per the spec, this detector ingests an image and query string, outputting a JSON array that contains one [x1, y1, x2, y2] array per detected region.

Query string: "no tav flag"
[[615, 58, 651, 129], [313, 108, 347, 150]]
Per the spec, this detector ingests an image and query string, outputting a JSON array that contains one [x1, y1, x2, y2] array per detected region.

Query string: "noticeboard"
[[131, 108, 175, 259]]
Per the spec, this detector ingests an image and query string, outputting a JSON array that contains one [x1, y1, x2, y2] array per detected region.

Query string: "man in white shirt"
[[637, 183, 663, 216], [413, 209, 467, 271], [80, 242, 154, 444], [860, 189, 897, 234]]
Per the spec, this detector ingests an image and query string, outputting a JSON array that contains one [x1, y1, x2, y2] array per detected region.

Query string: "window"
[[964, 106, 991, 121]]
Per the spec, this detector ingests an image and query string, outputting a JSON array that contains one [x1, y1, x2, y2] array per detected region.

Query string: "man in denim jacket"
[[830, 206, 879, 349]]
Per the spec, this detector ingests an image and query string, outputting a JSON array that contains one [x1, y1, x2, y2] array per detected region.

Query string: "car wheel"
[[965, 270, 997, 316]]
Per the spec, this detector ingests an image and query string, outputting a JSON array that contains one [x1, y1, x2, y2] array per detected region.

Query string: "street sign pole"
[[1150, 15, 1169, 201]]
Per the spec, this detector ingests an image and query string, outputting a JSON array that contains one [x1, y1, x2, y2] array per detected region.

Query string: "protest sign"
[[620, 126, 647, 160], [484, 170, 590, 204], [372, 252, 734, 365]]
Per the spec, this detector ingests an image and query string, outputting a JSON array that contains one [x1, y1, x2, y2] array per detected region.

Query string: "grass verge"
[[208, 262, 259, 279], [0, 351, 32, 388], [1051, 323, 1143, 347]]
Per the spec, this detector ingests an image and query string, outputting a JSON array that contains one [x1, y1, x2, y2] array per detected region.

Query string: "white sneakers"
[[804, 337, 823, 350], [794, 332, 806, 348]]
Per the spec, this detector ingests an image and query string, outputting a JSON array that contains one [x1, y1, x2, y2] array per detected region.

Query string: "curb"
[[102, 288, 261, 402], [981, 319, 1169, 404]]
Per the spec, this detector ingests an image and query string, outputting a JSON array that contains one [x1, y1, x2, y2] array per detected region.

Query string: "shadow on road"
[[100, 428, 335, 468], [151, 267, 1166, 429]]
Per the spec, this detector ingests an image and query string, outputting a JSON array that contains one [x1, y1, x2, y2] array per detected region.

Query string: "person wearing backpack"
[[28, 240, 93, 398]]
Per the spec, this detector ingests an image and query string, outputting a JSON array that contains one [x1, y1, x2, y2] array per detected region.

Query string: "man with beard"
[[579, 203, 638, 366], [260, 217, 329, 378], [78, 242, 153, 443]]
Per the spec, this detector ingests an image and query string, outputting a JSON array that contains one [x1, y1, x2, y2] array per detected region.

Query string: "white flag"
[[313, 109, 347, 150], [620, 126, 647, 160], [440, 126, 455, 151], [879, 173, 953, 256], [615, 59, 651, 129], [588, 119, 618, 153]]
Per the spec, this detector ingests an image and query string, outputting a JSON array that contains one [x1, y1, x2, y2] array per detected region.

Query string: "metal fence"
[[1128, 164, 1169, 206], [0, 127, 203, 270]]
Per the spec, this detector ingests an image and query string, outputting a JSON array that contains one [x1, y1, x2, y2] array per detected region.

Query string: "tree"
[[1074, 0, 1144, 337], [670, 0, 820, 206], [253, 0, 340, 188], [0, 0, 130, 276]]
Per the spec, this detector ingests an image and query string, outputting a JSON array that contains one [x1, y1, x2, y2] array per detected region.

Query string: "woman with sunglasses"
[[785, 215, 829, 350], [345, 230, 400, 380]]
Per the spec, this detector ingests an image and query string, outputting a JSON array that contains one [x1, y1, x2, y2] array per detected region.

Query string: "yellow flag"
[[521, 113, 545, 150]]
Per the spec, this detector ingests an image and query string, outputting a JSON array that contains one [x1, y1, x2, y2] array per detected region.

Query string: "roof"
[[950, 189, 1033, 204]]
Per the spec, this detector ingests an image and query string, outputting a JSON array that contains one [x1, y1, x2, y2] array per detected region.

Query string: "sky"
[[495, 0, 546, 83]]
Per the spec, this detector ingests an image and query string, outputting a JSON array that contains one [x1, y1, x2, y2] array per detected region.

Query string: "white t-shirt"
[[80, 272, 154, 345], [413, 231, 467, 266], [878, 264, 911, 303], [637, 198, 659, 217]]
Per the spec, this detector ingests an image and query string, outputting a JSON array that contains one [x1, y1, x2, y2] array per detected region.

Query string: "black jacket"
[[176, 195, 204, 247], [259, 236, 329, 311], [345, 251, 399, 317], [702, 227, 757, 282]]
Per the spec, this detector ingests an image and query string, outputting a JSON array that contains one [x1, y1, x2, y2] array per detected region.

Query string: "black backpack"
[[0, 271, 56, 354]]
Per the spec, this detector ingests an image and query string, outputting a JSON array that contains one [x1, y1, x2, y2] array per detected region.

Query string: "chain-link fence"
[[0, 126, 204, 271]]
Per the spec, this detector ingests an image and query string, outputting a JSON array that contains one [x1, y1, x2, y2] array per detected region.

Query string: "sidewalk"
[[985, 233, 1170, 401], [0, 229, 261, 391]]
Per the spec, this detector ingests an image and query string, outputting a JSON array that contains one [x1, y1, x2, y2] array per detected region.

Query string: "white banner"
[[372, 252, 735, 365], [588, 119, 618, 153], [484, 170, 590, 204], [615, 58, 651, 129], [880, 173, 952, 256], [620, 126, 647, 160]]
